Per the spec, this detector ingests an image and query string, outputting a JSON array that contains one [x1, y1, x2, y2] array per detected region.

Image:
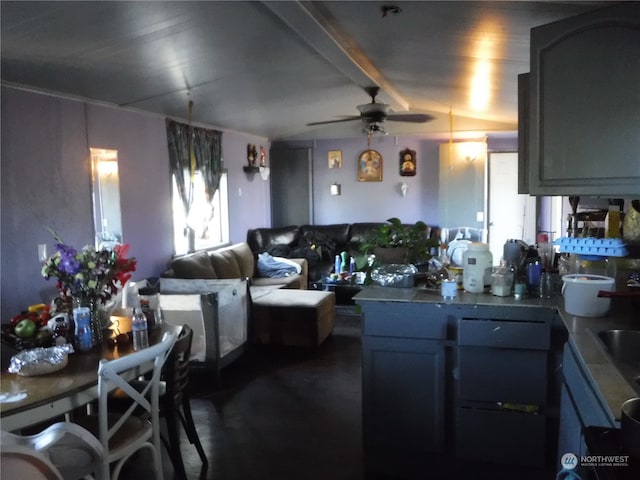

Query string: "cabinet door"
[[517, 73, 530, 194], [558, 383, 587, 466], [457, 406, 546, 467], [562, 343, 615, 428], [528, 3, 640, 196], [362, 336, 445, 454]]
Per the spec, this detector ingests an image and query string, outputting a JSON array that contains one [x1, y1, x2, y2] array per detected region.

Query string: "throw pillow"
[[232, 243, 256, 278], [210, 250, 242, 278], [302, 230, 336, 262], [171, 252, 218, 279]]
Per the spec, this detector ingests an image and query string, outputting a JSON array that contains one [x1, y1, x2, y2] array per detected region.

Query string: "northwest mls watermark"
[[561, 452, 630, 469], [580, 455, 630, 467]]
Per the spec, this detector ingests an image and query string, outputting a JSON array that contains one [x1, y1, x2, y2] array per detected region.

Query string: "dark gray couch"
[[247, 222, 440, 284]]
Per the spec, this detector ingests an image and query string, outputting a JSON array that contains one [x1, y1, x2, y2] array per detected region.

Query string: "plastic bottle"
[[132, 307, 149, 351], [340, 251, 348, 272], [138, 287, 161, 330], [52, 318, 69, 346], [334, 255, 341, 273], [73, 307, 93, 352], [527, 257, 543, 297], [462, 243, 493, 293]]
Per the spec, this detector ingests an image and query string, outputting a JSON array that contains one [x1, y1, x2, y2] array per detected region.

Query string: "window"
[[172, 171, 229, 256]]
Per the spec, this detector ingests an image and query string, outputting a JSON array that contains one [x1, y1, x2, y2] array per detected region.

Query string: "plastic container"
[[491, 263, 513, 297], [131, 307, 149, 351], [462, 243, 493, 293], [561, 274, 615, 317]]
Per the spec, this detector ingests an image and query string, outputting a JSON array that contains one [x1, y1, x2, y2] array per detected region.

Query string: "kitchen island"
[[354, 286, 637, 478]]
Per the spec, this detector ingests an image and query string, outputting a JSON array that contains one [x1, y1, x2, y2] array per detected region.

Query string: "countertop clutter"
[[355, 285, 639, 477], [355, 286, 639, 422]]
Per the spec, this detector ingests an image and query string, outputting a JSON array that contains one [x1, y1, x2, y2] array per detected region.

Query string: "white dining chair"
[[0, 442, 64, 480], [1, 422, 103, 480], [74, 330, 177, 480]]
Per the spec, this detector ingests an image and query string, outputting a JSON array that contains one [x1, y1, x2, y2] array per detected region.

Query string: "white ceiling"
[[0, 1, 610, 141]]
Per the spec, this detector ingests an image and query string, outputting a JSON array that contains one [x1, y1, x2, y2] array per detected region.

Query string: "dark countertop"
[[354, 286, 639, 422]]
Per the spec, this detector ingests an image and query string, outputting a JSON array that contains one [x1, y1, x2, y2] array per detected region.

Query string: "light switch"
[[476, 211, 484, 222]]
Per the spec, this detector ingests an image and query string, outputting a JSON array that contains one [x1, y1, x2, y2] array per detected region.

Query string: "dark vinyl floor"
[[119, 314, 557, 480]]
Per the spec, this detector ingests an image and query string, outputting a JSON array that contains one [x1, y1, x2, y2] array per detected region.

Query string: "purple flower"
[[56, 243, 80, 275]]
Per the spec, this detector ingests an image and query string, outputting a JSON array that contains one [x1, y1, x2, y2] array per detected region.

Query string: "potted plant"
[[360, 217, 440, 266]]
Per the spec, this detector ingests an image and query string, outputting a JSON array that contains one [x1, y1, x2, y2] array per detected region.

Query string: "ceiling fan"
[[306, 86, 434, 136]]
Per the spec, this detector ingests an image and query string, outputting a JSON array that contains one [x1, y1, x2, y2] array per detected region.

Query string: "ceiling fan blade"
[[306, 116, 361, 126], [386, 113, 434, 123]]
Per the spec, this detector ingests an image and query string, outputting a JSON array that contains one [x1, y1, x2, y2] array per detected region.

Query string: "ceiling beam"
[[261, 0, 409, 111]]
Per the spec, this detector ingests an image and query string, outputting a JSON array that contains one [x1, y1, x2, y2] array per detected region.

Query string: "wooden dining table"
[[0, 325, 178, 432]]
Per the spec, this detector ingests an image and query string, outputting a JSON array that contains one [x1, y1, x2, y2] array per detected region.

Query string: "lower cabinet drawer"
[[458, 347, 548, 405], [362, 304, 447, 339], [458, 318, 550, 350], [456, 407, 546, 467]]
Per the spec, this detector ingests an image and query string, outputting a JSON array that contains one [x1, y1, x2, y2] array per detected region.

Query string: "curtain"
[[166, 120, 193, 218], [166, 119, 223, 251], [192, 127, 223, 203]]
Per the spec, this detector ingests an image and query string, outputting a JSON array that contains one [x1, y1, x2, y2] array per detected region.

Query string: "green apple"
[[14, 318, 36, 338]]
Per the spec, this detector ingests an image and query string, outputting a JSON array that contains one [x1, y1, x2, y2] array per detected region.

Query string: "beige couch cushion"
[[171, 251, 218, 279], [232, 242, 256, 278], [210, 249, 242, 278]]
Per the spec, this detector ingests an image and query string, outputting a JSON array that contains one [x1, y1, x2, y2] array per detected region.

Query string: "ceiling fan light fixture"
[[363, 123, 387, 136]]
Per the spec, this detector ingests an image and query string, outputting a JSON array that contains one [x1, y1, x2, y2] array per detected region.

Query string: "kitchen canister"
[[462, 243, 493, 293], [561, 274, 615, 317]]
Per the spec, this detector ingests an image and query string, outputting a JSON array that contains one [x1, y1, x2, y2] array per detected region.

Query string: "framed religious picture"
[[358, 149, 383, 182], [328, 150, 342, 169], [399, 148, 416, 176]]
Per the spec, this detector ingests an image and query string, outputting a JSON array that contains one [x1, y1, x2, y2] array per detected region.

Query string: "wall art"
[[358, 149, 383, 182], [399, 148, 416, 176], [328, 150, 342, 169]]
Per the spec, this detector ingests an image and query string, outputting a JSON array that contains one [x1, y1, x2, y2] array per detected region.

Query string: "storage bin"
[[561, 274, 615, 317]]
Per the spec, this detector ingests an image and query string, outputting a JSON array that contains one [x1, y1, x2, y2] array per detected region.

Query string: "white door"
[[488, 152, 536, 262]]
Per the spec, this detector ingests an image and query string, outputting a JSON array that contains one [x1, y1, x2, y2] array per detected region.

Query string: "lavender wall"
[[0, 86, 270, 318], [0, 85, 517, 319], [310, 136, 441, 226], [1, 88, 94, 318], [225, 133, 272, 240]]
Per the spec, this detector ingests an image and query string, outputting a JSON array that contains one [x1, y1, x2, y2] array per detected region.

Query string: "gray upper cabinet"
[[525, 3, 640, 196]]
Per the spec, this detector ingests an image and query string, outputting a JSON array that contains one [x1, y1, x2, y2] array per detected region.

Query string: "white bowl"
[[561, 274, 615, 317]]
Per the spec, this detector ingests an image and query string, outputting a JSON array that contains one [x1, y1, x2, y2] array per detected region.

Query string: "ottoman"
[[251, 290, 336, 347]]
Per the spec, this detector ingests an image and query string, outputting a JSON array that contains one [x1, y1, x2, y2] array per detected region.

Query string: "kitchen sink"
[[597, 330, 640, 365], [596, 330, 640, 395]]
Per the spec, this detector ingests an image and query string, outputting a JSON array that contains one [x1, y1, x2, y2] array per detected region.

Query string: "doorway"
[[488, 152, 536, 262], [269, 148, 313, 227]]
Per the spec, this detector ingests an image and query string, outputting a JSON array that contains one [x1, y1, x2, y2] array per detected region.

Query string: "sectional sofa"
[[159, 222, 440, 349], [163, 241, 307, 289], [247, 222, 440, 284]]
